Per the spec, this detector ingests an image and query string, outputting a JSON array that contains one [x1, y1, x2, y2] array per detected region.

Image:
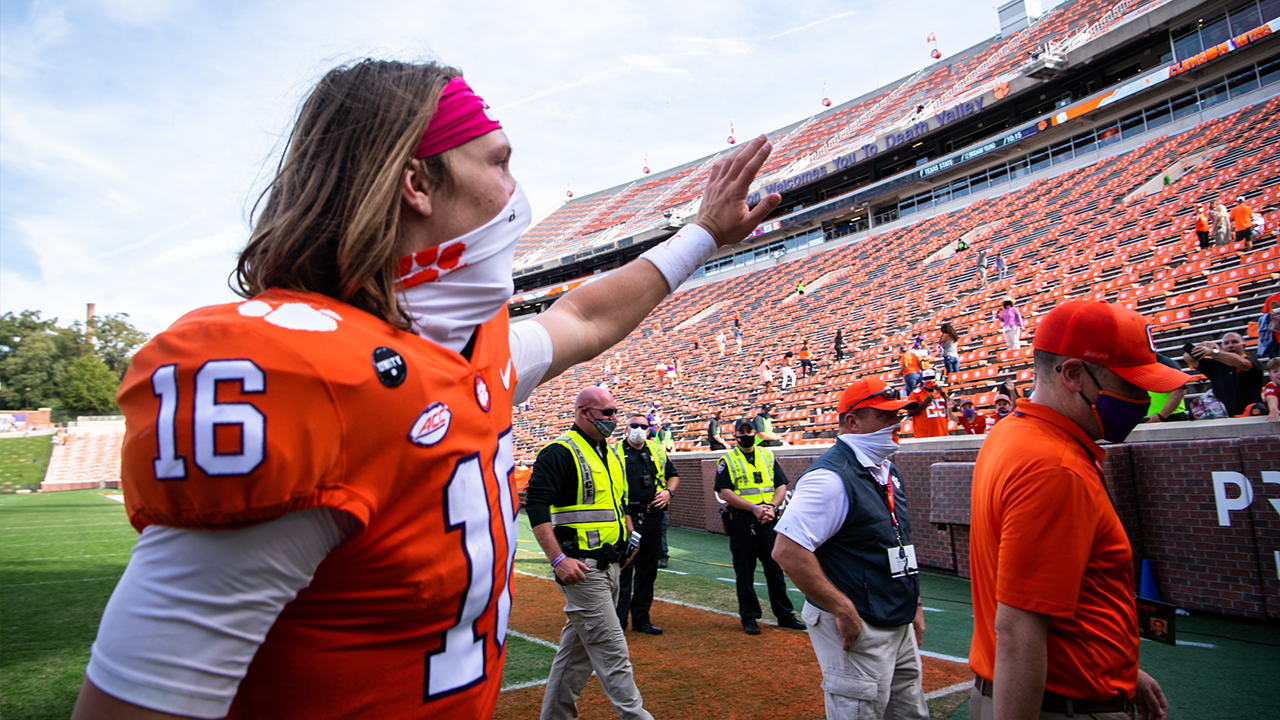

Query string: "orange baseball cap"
[[1032, 299, 1188, 392], [838, 377, 919, 414]]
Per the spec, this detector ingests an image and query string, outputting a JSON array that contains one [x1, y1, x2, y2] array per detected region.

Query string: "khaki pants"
[[802, 601, 927, 720], [1003, 326, 1021, 350], [968, 687, 1129, 720], [541, 562, 652, 720]]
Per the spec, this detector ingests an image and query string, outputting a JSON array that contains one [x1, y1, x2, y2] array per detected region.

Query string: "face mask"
[[996, 405, 1011, 417], [396, 184, 531, 352], [736, 435, 755, 448], [627, 428, 647, 444], [594, 418, 618, 438], [962, 408, 975, 419], [841, 424, 901, 468], [923, 381, 936, 390], [1080, 367, 1149, 442]]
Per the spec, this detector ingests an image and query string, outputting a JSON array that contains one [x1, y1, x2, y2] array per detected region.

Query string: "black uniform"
[[616, 441, 677, 630], [714, 452, 797, 624]]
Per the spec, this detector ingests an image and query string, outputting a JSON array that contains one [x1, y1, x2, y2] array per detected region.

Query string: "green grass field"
[[0, 435, 54, 493], [2, 489, 1278, 718]]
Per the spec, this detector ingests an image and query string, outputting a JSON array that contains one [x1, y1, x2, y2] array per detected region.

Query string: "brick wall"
[[662, 421, 1280, 620]]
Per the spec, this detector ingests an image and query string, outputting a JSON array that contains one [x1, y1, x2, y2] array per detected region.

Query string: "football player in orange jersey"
[[72, 60, 781, 720], [905, 369, 951, 438]]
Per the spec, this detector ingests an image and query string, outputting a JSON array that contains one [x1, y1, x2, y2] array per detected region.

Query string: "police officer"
[[614, 415, 679, 634], [527, 386, 651, 720], [715, 419, 806, 635], [754, 403, 785, 447]]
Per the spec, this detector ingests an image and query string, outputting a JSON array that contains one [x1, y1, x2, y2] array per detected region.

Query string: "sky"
[[0, 0, 1060, 335]]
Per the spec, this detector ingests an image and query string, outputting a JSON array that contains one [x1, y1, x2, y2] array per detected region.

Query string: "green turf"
[[500, 634, 557, 690], [0, 435, 55, 493], [0, 489, 134, 720]]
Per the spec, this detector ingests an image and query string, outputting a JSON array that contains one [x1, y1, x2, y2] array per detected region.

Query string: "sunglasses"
[[629, 422, 649, 429], [579, 407, 617, 417], [849, 387, 902, 409]]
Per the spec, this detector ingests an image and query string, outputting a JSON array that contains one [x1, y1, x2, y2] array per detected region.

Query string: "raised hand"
[[697, 135, 783, 248]]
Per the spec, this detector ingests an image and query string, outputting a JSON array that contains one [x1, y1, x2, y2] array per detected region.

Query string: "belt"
[[569, 544, 622, 564], [974, 677, 1132, 716]]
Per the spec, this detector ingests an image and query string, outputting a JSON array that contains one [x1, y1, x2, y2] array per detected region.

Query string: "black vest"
[[803, 440, 919, 627]]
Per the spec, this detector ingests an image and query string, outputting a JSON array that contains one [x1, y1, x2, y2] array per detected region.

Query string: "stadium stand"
[[40, 418, 125, 492], [511, 14, 1280, 461]]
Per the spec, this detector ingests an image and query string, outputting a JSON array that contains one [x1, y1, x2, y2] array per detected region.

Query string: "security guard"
[[715, 418, 806, 635], [613, 415, 679, 634], [754, 403, 785, 446], [527, 386, 651, 720]]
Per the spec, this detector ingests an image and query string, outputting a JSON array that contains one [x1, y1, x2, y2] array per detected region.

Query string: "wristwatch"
[[1213, 347, 1221, 354]]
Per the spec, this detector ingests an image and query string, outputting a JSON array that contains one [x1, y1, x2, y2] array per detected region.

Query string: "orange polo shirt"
[[1195, 213, 1209, 232], [969, 402, 1138, 701], [901, 351, 921, 376], [1231, 203, 1252, 232]]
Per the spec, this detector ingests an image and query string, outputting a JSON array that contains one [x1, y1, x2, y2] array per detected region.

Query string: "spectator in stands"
[[754, 404, 786, 447], [717, 330, 727, 355], [833, 329, 845, 361], [1263, 358, 1280, 422], [1184, 332, 1264, 417], [1195, 205, 1211, 250], [1213, 202, 1231, 246], [988, 393, 1015, 431], [735, 327, 744, 354], [900, 344, 924, 394], [1232, 195, 1254, 250], [715, 418, 805, 636], [995, 252, 1007, 280], [772, 378, 927, 720], [758, 356, 775, 391], [996, 297, 1025, 350], [647, 404, 661, 439], [950, 396, 988, 435], [798, 340, 814, 376], [1144, 353, 1189, 423], [907, 369, 951, 438], [939, 322, 961, 381], [780, 352, 797, 389], [976, 247, 989, 286], [1263, 289, 1280, 358], [708, 410, 728, 450], [797, 279, 807, 297], [1252, 209, 1266, 244], [734, 309, 741, 328], [969, 299, 1179, 720]]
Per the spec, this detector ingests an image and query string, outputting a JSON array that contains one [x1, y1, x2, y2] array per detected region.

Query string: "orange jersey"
[[908, 388, 950, 438], [900, 352, 921, 376], [118, 289, 518, 719], [1195, 213, 1209, 232], [1231, 203, 1252, 232]]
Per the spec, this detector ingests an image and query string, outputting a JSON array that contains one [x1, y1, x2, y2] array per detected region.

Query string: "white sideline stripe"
[[508, 630, 559, 651], [925, 680, 974, 701], [1177, 640, 1215, 648], [101, 494, 126, 504], [920, 650, 969, 664], [502, 678, 549, 692], [7, 576, 119, 587], [2, 552, 130, 563], [657, 568, 688, 575], [1, 521, 128, 531], [923, 606, 945, 612]]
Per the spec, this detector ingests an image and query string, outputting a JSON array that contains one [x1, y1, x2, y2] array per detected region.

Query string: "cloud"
[[620, 55, 687, 75], [496, 66, 626, 110], [769, 10, 858, 39], [672, 36, 752, 56]]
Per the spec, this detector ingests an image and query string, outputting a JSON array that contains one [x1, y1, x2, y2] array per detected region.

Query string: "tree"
[[0, 333, 71, 409], [61, 355, 121, 415], [89, 313, 150, 376]]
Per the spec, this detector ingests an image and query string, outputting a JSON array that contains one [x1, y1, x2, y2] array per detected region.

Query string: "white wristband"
[[640, 224, 718, 293]]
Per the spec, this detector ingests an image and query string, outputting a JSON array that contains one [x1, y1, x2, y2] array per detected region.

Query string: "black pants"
[[728, 511, 795, 622], [1197, 230, 1211, 248], [617, 510, 663, 628], [799, 359, 813, 376]]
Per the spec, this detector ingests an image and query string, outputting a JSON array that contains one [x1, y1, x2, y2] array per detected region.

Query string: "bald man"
[[526, 386, 649, 720], [1184, 331, 1263, 417]]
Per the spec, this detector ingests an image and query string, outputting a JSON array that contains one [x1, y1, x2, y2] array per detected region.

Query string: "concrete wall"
[[667, 417, 1280, 620]]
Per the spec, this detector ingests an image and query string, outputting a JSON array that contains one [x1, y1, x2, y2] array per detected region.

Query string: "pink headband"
[[414, 77, 502, 158]]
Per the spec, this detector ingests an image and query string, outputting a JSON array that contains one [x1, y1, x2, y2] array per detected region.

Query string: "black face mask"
[[736, 435, 755, 448]]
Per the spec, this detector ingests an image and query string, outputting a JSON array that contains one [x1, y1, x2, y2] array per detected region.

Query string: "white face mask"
[[397, 184, 531, 352], [840, 423, 902, 473], [628, 427, 647, 444]]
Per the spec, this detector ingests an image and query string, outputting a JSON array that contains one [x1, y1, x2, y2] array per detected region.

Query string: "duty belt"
[[973, 677, 1131, 715]]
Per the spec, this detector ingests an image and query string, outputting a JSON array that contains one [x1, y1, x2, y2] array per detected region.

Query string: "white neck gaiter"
[[839, 425, 901, 480], [397, 184, 531, 352]]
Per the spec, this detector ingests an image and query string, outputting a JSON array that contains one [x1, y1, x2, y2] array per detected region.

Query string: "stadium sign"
[[1051, 18, 1279, 129], [746, 91, 997, 205]]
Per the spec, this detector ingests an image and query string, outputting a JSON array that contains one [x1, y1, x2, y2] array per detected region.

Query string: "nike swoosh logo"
[[499, 359, 512, 389]]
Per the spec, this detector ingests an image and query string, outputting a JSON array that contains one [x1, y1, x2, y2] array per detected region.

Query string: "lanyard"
[[874, 470, 905, 548]]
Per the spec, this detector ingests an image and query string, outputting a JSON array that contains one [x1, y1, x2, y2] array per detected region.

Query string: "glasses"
[[629, 422, 649, 429], [848, 387, 902, 410], [578, 407, 617, 417]]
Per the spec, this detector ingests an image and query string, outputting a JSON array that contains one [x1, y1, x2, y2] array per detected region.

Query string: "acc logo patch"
[[474, 374, 491, 412], [409, 402, 452, 447], [372, 347, 407, 388]]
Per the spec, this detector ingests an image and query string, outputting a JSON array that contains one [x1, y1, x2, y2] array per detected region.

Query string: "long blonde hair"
[[236, 60, 459, 328]]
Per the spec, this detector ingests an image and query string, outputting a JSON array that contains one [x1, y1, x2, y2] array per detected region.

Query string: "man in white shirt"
[[773, 377, 928, 720]]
